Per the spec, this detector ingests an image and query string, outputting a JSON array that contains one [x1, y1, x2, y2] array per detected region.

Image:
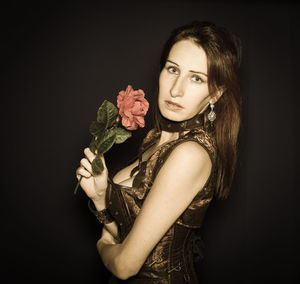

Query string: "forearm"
[[97, 240, 137, 280], [92, 194, 119, 240], [97, 241, 121, 278]]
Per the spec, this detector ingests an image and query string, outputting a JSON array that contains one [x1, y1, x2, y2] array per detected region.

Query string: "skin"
[[159, 40, 211, 122], [76, 39, 223, 280]]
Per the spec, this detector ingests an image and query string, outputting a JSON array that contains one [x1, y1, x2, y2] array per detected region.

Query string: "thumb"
[[99, 154, 107, 170]]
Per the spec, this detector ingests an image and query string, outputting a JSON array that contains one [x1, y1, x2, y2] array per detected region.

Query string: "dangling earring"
[[208, 104, 216, 124]]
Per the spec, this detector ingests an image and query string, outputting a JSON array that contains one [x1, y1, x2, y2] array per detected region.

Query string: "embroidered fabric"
[[106, 120, 217, 283]]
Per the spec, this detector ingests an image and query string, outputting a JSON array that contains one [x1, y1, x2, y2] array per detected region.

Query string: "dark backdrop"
[[2, 1, 298, 283]]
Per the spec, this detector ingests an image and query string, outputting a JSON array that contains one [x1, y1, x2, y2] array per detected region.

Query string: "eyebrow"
[[166, 59, 208, 77]]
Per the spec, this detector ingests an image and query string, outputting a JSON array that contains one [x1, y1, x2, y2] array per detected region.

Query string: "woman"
[[76, 21, 241, 283]]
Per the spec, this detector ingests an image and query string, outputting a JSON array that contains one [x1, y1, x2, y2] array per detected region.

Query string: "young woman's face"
[[158, 39, 211, 122]]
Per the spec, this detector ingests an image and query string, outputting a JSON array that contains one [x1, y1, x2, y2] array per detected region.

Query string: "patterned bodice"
[[106, 127, 217, 283]]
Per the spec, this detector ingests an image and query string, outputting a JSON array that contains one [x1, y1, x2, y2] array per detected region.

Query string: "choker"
[[157, 112, 204, 133]]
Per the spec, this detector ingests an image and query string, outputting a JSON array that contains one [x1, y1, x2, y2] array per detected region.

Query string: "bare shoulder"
[[167, 141, 212, 170]]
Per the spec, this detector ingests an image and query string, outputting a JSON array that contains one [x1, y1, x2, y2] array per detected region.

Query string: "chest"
[[112, 144, 159, 187]]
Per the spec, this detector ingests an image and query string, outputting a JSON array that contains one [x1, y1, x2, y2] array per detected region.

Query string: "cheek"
[[158, 70, 173, 92], [187, 88, 210, 109], [158, 77, 168, 100]]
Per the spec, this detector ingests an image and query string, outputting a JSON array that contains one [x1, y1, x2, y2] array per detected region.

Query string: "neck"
[[156, 111, 204, 135], [157, 130, 179, 146]]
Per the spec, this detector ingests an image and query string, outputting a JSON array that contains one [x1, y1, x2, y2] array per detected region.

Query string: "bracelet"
[[88, 200, 114, 224]]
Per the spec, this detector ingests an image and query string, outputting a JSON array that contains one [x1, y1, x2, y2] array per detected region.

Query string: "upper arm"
[[117, 141, 212, 274]]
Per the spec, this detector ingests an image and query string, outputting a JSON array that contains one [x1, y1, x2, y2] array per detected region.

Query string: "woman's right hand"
[[76, 148, 108, 203]]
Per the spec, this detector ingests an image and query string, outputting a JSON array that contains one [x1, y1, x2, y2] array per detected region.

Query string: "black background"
[[2, 1, 299, 283]]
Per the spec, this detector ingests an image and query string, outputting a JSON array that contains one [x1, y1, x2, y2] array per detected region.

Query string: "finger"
[[102, 226, 108, 234], [101, 227, 117, 244], [84, 147, 96, 163], [76, 167, 92, 178], [80, 158, 92, 173]]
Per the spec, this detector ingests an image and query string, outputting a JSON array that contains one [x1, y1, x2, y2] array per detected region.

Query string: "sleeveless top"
[[106, 126, 217, 283]]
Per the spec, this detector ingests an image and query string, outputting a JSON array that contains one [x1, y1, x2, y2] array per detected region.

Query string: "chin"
[[159, 109, 185, 122]]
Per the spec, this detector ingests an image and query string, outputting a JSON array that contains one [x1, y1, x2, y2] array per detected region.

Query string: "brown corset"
[[106, 127, 217, 283]]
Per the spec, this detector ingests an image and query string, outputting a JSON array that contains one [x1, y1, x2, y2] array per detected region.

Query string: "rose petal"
[[132, 100, 149, 115], [122, 116, 138, 130], [127, 124, 138, 130], [121, 116, 132, 127], [123, 109, 133, 118], [130, 102, 142, 115], [134, 115, 145, 127], [117, 85, 149, 130], [125, 85, 133, 95]]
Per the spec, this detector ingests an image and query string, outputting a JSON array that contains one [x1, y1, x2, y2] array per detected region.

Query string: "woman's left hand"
[[76, 148, 109, 203], [98, 227, 118, 246]]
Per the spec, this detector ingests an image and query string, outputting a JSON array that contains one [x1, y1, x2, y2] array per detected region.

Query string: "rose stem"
[[74, 176, 83, 195]]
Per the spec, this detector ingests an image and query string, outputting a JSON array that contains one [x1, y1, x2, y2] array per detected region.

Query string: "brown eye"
[[191, 75, 203, 83], [167, 66, 179, 75]]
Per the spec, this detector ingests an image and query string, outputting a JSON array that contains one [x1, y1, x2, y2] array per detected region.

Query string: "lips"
[[165, 100, 184, 110]]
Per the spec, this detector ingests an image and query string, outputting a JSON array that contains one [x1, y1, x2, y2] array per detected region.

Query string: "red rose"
[[117, 85, 149, 130]]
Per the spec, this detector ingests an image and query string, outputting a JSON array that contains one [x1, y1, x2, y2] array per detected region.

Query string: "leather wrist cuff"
[[88, 200, 114, 224]]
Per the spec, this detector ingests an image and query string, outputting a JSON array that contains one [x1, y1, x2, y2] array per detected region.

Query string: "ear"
[[209, 88, 224, 104]]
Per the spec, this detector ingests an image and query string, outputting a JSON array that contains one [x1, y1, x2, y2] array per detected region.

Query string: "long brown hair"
[[155, 21, 242, 199]]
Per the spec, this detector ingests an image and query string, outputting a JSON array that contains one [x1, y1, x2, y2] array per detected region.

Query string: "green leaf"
[[97, 129, 116, 154], [97, 100, 118, 128], [89, 137, 98, 154], [112, 127, 132, 144], [89, 121, 106, 138], [97, 101, 108, 126], [106, 102, 119, 128], [92, 155, 104, 174]]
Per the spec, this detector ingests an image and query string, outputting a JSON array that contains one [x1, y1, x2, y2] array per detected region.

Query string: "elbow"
[[112, 255, 140, 280], [98, 241, 142, 280]]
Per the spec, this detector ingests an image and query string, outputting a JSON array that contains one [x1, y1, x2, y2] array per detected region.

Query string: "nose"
[[170, 76, 184, 97]]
